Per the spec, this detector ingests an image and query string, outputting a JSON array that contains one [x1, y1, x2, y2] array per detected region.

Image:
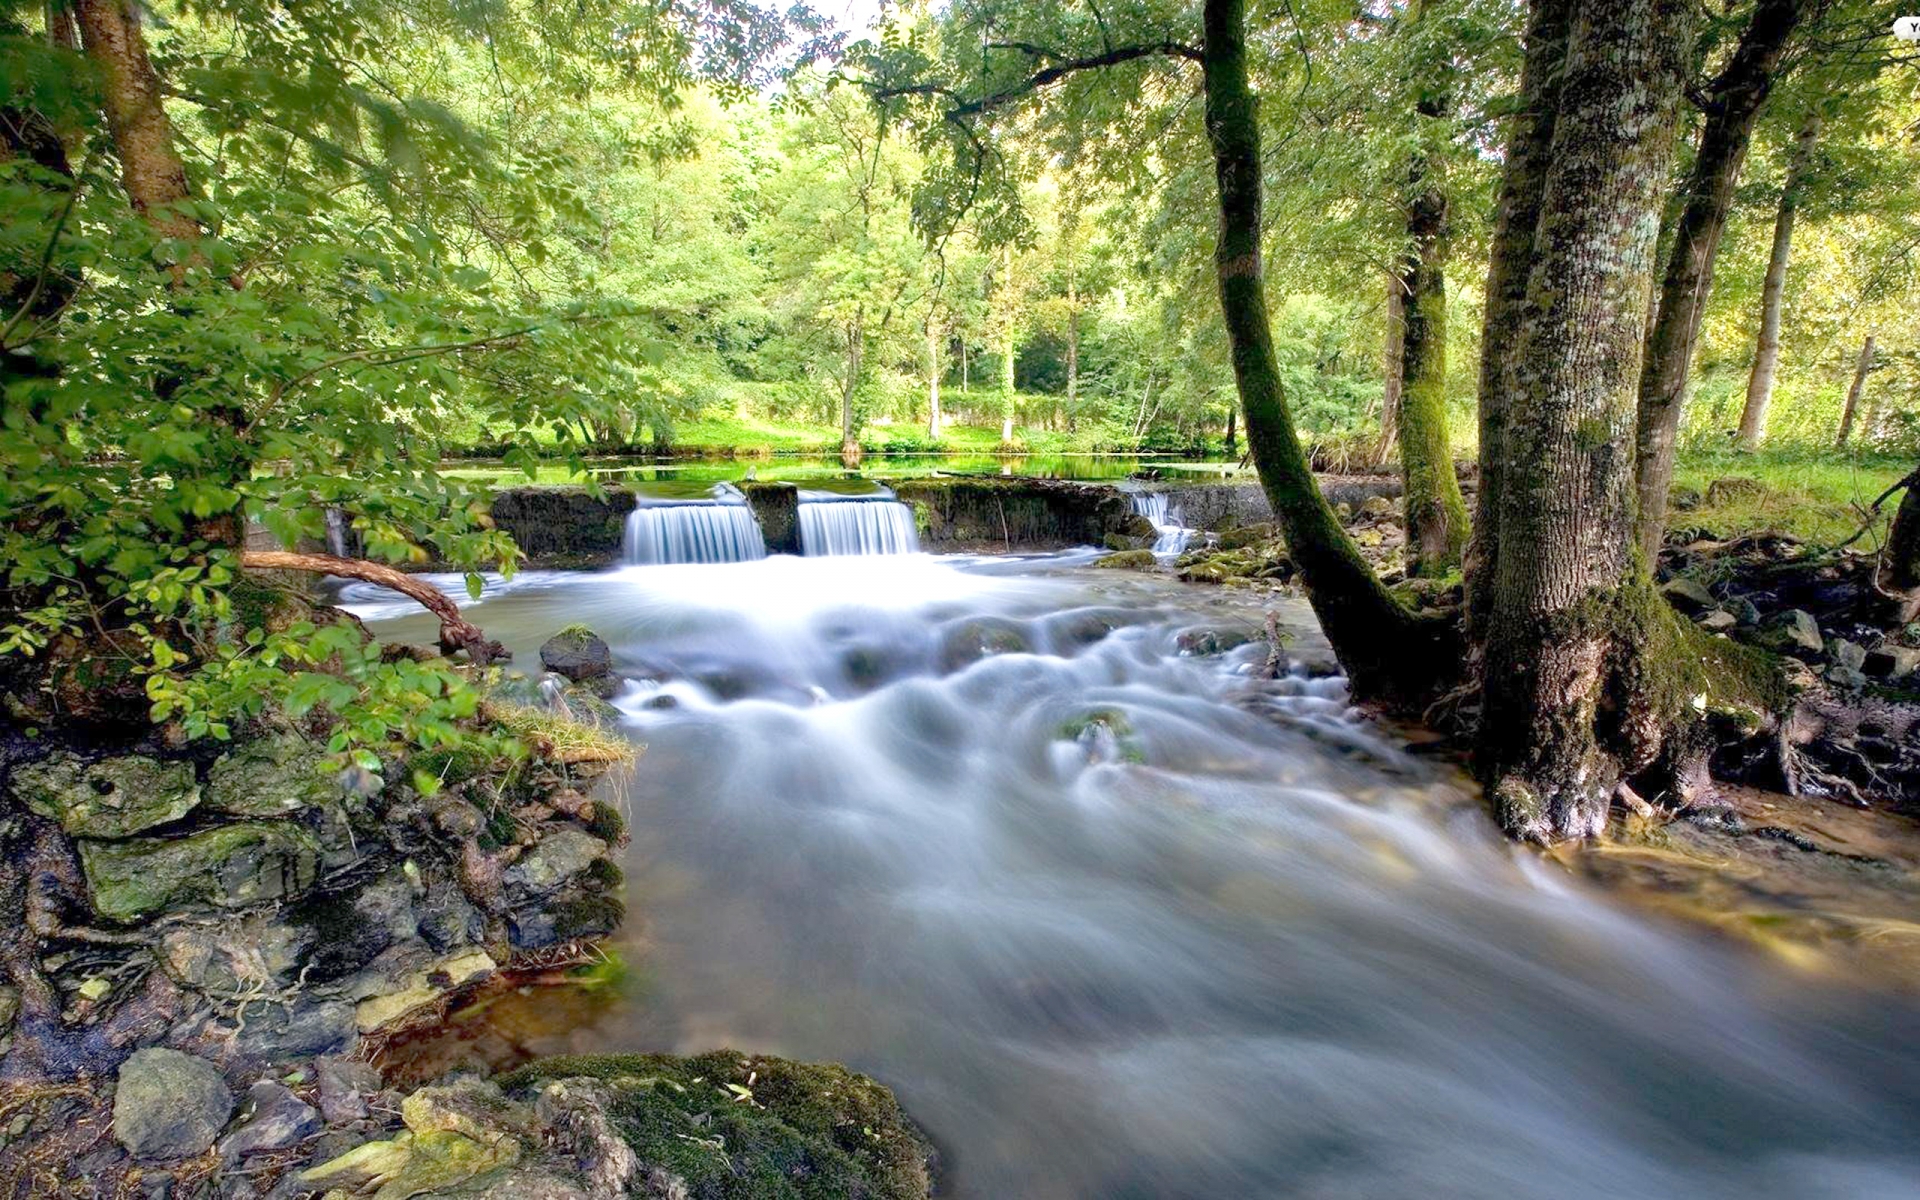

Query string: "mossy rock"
[[1215, 522, 1276, 550], [499, 1050, 934, 1199], [12, 752, 200, 838], [206, 732, 340, 817], [79, 822, 320, 921], [1094, 550, 1156, 571]]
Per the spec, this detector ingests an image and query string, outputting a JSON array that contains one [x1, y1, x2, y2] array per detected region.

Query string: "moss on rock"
[[499, 1050, 935, 1199], [79, 821, 321, 921]]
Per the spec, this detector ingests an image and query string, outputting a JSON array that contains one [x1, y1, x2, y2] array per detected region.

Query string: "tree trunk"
[[1468, 0, 1572, 631], [841, 310, 863, 465], [1882, 468, 1920, 623], [927, 318, 941, 437], [1376, 277, 1405, 465], [1737, 112, 1820, 451], [1065, 277, 1079, 414], [1632, 0, 1809, 561], [1396, 77, 1469, 578], [73, 0, 198, 247], [1200, 0, 1453, 702], [241, 552, 506, 664], [1224, 405, 1237, 457], [1835, 333, 1873, 448], [1480, 0, 1699, 842]]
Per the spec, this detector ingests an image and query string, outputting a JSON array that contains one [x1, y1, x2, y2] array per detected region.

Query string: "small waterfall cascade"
[[798, 490, 920, 556], [1130, 491, 1194, 555], [624, 488, 767, 565]]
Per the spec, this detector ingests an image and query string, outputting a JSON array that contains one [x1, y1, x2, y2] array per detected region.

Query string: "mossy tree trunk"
[[841, 307, 863, 464], [1479, 0, 1705, 842], [1395, 46, 1469, 579], [1737, 112, 1820, 451], [927, 316, 941, 437], [1468, 0, 1571, 631], [1200, 0, 1453, 702], [1632, 0, 1809, 561]]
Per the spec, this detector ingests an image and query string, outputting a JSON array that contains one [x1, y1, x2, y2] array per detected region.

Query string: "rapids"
[[344, 552, 1920, 1199]]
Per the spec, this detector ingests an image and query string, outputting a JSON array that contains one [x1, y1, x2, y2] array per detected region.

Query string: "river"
[[346, 551, 1920, 1199]]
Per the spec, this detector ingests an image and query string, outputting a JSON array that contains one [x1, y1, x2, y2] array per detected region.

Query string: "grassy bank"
[[1667, 449, 1910, 547]]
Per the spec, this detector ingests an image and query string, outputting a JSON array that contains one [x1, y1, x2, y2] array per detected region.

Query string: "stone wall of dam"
[[362, 475, 1411, 568]]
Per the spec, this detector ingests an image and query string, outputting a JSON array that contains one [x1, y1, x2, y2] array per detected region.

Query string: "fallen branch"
[[240, 550, 508, 665]]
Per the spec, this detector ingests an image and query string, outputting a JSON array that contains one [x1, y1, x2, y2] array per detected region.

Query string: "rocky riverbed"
[[0, 598, 937, 1199]]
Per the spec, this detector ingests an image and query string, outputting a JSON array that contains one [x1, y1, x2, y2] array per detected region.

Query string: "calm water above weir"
[[441, 451, 1248, 488], [346, 553, 1920, 1199]]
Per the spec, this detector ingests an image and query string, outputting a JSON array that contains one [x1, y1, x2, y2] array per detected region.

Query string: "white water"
[[798, 496, 920, 556], [624, 499, 767, 565], [1131, 490, 1195, 555], [346, 553, 1920, 1199]]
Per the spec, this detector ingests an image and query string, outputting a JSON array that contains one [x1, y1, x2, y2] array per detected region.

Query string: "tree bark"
[[841, 307, 863, 464], [1200, 0, 1453, 702], [1480, 0, 1699, 842], [1395, 72, 1469, 578], [242, 551, 507, 664], [1882, 468, 1920, 623], [1224, 405, 1237, 457], [72, 0, 198, 247], [1376, 277, 1404, 466], [1737, 112, 1820, 451], [1065, 276, 1079, 414], [1835, 333, 1873, 448], [1468, 0, 1572, 631], [1632, 0, 1809, 561]]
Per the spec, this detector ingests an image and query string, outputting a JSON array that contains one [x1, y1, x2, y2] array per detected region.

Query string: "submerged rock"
[[79, 821, 320, 921], [14, 752, 200, 838], [112, 1048, 232, 1161]]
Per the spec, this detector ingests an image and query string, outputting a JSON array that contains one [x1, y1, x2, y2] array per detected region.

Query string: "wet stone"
[[540, 627, 613, 683], [316, 1056, 383, 1125], [14, 753, 200, 838], [218, 1080, 321, 1160], [114, 1049, 233, 1161]]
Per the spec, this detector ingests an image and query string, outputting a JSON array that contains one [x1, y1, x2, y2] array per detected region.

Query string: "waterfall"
[[624, 499, 767, 565], [1129, 492, 1193, 555], [798, 497, 920, 556]]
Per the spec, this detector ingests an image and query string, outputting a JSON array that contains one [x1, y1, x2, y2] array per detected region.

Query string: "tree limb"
[[240, 550, 508, 664], [871, 41, 1200, 119]]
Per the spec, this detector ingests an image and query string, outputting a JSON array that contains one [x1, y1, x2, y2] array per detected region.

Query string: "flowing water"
[[345, 553, 1920, 1199], [1128, 491, 1196, 556], [624, 492, 767, 565], [797, 491, 921, 556]]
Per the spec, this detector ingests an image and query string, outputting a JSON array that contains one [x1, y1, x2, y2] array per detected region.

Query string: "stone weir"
[[472, 474, 1409, 566]]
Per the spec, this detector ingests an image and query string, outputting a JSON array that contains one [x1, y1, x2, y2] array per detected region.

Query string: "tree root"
[[240, 550, 509, 665]]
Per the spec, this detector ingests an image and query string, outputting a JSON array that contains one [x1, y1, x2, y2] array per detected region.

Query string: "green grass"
[[1667, 448, 1909, 547]]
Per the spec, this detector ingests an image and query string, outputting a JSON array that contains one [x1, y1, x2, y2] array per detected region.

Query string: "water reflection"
[[348, 554, 1920, 1199]]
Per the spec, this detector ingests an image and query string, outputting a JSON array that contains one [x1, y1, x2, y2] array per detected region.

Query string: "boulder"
[[539, 627, 613, 683], [79, 822, 320, 921], [234, 1000, 356, 1061], [205, 732, 339, 817], [1660, 576, 1718, 614], [1863, 644, 1920, 680], [1216, 523, 1277, 551], [218, 1079, 321, 1160], [316, 1056, 384, 1125], [1768, 609, 1824, 655], [113, 1049, 232, 1161], [1827, 639, 1868, 673], [1728, 597, 1762, 626], [160, 917, 312, 996], [1697, 610, 1737, 632], [402, 1079, 537, 1144], [506, 829, 608, 895], [1093, 549, 1157, 571], [13, 753, 200, 838], [302, 1128, 521, 1196], [352, 947, 495, 1032], [1359, 496, 1396, 521]]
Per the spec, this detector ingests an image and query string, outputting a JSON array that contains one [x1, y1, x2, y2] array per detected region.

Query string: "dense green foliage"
[[2, 0, 1915, 763]]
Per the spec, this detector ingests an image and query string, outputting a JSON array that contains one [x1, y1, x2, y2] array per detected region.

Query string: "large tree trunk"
[[1834, 333, 1874, 448], [1468, 0, 1572, 631], [1883, 468, 1920, 623], [1376, 277, 1404, 465], [1395, 67, 1469, 578], [1632, 0, 1809, 560], [1737, 112, 1820, 450], [1479, 0, 1700, 842], [1200, 0, 1454, 702], [72, 0, 197, 247]]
